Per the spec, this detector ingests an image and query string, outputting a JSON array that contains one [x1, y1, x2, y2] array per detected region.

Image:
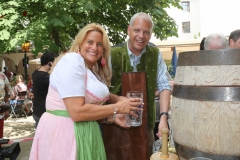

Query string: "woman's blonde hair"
[[16, 74, 24, 83], [50, 23, 112, 86]]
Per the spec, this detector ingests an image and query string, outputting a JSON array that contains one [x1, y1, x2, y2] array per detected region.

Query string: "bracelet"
[[159, 112, 168, 119], [112, 105, 118, 121]]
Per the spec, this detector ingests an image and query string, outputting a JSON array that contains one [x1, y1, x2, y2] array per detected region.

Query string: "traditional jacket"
[[110, 42, 159, 129]]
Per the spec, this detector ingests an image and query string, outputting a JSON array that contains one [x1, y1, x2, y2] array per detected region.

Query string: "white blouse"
[[50, 52, 109, 104]]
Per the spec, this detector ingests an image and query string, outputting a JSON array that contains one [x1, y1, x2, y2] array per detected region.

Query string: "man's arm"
[[156, 90, 171, 138], [156, 52, 172, 138]]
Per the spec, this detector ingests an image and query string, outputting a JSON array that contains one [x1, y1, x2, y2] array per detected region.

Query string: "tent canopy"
[[29, 58, 40, 64]]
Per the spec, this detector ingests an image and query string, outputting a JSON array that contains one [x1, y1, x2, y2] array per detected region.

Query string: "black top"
[[32, 69, 50, 117]]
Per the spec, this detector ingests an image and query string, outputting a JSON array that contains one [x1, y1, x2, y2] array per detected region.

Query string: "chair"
[[10, 91, 28, 120]]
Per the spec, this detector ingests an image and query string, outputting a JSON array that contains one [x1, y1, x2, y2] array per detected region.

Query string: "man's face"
[[229, 38, 240, 49], [127, 16, 152, 55]]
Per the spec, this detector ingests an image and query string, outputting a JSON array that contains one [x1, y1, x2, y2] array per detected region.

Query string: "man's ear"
[[48, 63, 52, 67], [229, 39, 234, 47]]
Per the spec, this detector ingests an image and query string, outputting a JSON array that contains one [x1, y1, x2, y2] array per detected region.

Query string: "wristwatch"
[[159, 112, 168, 119]]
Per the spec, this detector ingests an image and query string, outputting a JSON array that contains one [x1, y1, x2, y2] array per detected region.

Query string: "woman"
[[10, 75, 27, 100], [29, 23, 143, 160], [10, 75, 31, 114]]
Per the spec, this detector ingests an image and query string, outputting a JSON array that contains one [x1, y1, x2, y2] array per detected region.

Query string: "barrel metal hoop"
[[174, 141, 240, 160], [173, 85, 240, 102], [177, 49, 240, 66]]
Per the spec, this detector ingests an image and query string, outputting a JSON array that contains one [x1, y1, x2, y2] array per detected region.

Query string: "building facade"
[[152, 0, 240, 59]]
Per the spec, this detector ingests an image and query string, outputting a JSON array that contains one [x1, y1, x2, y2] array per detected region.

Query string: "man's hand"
[[4, 110, 10, 120], [114, 114, 130, 128], [156, 116, 168, 138]]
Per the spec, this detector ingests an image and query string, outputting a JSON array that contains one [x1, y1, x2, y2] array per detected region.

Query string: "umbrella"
[[29, 58, 40, 65], [170, 46, 178, 77]]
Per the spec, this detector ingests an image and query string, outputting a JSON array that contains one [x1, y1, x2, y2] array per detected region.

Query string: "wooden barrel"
[[171, 49, 240, 160]]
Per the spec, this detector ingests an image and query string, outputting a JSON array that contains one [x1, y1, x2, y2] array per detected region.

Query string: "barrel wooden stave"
[[174, 65, 240, 86]]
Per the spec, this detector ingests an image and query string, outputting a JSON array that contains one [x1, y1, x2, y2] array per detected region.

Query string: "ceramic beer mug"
[[125, 91, 143, 127]]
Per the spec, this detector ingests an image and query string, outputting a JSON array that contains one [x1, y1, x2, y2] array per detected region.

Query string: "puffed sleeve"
[[50, 53, 86, 98]]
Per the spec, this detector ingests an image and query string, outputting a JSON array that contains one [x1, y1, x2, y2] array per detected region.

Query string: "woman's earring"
[[101, 55, 106, 66]]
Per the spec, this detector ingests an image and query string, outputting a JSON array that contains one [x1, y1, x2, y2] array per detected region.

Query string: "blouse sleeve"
[[50, 53, 86, 98]]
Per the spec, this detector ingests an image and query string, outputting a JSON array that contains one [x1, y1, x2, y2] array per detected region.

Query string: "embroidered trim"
[[86, 90, 109, 102]]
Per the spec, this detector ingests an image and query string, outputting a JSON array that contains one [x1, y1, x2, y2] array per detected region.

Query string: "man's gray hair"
[[129, 12, 154, 31], [204, 33, 228, 50]]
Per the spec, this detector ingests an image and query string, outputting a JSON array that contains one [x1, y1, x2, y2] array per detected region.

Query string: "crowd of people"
[[0, 11, 239, 160], [200, 29, 240, 50]]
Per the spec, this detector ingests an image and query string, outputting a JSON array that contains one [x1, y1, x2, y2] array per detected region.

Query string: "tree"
[[0, 0, 181, 55]]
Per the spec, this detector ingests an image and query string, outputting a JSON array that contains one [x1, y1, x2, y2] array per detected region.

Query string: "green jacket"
[[110, 42, 159, 129]]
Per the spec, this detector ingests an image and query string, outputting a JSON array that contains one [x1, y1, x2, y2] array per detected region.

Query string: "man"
[[32, 52, 55, 128], [103, 12, 171, 159], [0, 72, 12, 138], [229, 29, 240, 49], [3, 66, 11, 81], [204, 33, 228, 50]]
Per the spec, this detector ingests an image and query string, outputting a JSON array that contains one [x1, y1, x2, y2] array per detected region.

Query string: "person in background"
[[10, 75, 27, 100], [200, 37, 206, 50], [10, 75, 31, 115], [32, 52, 56, 129], [9, 72, 17, 87], [29, 23, 143, 160], [3, 67, 11, 81], [27, 75, 33, 91], [0, 72, 12, 138], [103, 12, 172, 159], [228, 29, 240, 49], [204, 33, 228, 50]]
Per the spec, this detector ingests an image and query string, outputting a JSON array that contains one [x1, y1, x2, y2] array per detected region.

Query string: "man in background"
[[0, 72, 12, 138], [32, 52, 56, 129], [3, 67, 11, 81], [229, 29, 240, 49], [204, 33, 228, 50]]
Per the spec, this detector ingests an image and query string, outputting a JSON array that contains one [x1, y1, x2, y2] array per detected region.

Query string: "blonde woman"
[[10, 75, 26, 100], [29, 23, 143, 160]]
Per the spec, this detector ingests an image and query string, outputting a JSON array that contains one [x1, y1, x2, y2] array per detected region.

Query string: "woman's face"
[[79, 31, 104, 68]]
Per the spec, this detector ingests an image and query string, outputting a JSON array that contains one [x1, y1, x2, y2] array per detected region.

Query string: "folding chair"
[[10, 91, 28, 120]]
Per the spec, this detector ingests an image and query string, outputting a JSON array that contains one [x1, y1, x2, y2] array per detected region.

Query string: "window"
[[182, 1, 190, 12], [182, 22, 190, 33]]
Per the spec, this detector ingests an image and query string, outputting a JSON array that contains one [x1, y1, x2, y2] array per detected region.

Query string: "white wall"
[[200, 0, 240, 37], [152, 0, 240, 44]]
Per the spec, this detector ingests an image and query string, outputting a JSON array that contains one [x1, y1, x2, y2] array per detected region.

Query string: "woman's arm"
[[64, 96, 142, 122], [107, 93, 126, 104]]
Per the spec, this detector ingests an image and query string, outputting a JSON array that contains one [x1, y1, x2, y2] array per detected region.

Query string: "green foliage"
[[0, 0, 181, 55], [194, 34, 197, 39], [164, 59, 174, 77]]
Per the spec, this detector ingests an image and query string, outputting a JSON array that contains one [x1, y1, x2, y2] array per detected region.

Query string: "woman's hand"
[[114, 114, 130, 128], [115, 98, 143, 117]]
